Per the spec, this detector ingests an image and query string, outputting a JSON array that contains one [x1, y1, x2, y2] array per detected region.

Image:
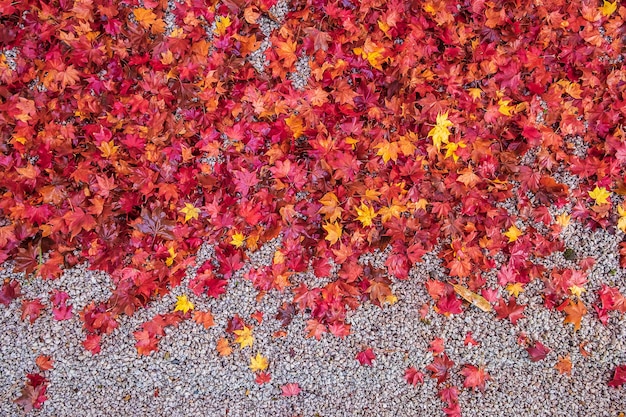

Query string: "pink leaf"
[[281, 382, 301, 397]]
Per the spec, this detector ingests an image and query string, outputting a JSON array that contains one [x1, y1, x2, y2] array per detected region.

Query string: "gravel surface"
[[1, 230, 626, 417]]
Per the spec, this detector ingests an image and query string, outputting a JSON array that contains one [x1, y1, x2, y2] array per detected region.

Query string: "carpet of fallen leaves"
[[2, 0, 626, 412]]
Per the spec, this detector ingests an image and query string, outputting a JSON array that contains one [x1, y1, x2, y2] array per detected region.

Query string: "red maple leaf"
[[426, 353, 455, 383], [404, 367, 424, 385], [526, 341, 551, 362], [0, 279, 21, 305], [82, 334, 102, 355], [14, 373, 48, 412], [356, 347, 376, 366], [494, 298, 526, 325], [608, 365, 626, 388], [436, 292, 463, 316], [21, 299, 45, 324], [255, 372, 271, 385], [460, 364, 491, 391]]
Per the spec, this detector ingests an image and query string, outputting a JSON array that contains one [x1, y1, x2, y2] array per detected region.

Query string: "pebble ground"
[[1, 228, 626, 417]]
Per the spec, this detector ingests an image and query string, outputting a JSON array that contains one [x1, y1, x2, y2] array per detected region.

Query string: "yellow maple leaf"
[[134, 8, 157, 28], [599, 0, 617, 16], [214, 15, 232, 36], [353, 39, 386, 70], [618, 205, 626, 232], [468, 88, 483, 100], [355, 203, 377, 227], [374, 140, 399, 163], [385, 293, 398, 305], [249, 353, 269, 372], [588, 186, 611, 205], [556, 213, 571, 228], [569, 285, 586, 298], [506, 282, 525, 298], [428, 112, 453, 151], [230, 231, 246, 248], [498, 99, 515, 116], [98, 140, 119, 158], [234, 326, 254, 348], [443, 140, 466, 162], [323, 221, 342, 245], [504, 224, 523, 242], [378, 204, 405, 223], [174, 294, 194, 314], [179, 202, 200, 223], [165, 247, 177, 266]]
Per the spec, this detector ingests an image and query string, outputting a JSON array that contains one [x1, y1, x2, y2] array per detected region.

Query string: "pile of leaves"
[[2, 0, 626, 412]]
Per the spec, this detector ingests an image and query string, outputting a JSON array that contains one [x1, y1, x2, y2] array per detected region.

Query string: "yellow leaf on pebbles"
[[234, 326, 254, 349], [249, 353, 269, 372], [174, 294, 194, 314]]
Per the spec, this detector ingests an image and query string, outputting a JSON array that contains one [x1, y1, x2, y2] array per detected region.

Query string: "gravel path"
[[1, 228, 626, 417]]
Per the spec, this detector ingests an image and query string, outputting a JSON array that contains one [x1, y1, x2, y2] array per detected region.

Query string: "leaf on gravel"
[[608, 365, 626, 387], [452, 284, 491, 312], [404, 367, 424, 385], [281, 383, 301, 397], [249, 353, 269, 372], [555, 355, 572, 375], [426, 353, 454, 384], [192, 310, 214, 329], [563, 299, 587, 331], [460, 364, 491, 392], [216, 337, 232, 357], [14, 373, 48, 412], [234, 325, 254, 348], [494, 298, 526, 325], [0, 279, 21, 305], [21, 299, 45, 324], [527, 341, 551, 362], [174, 294, 194, 314], [35, 355, 54, 371], [356, 347, 376, 366]]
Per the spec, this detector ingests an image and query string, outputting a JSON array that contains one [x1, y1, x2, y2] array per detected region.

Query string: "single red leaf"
[[255, 372, 271, 385], [0, 279, 21, 305], [426, 353, 455, 383], [608, 365, 626, 387], [435, 292, 463, 316], [526, 341, 551, 362], [460, 364, 491, 391], [429, 337, 445, 355], [356, 347, 376, 366], [21, 299, 45, 324], [82, 334, 102, 355], [494, 298, 526, 325], [404, 367, 424, 385]]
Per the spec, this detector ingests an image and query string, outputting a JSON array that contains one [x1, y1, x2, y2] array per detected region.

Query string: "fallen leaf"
[[249, 353, 269, 372], [281, 382, 301, 397]]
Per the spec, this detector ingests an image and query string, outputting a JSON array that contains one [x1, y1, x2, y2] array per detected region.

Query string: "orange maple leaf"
[[563, 299, 587, 331]]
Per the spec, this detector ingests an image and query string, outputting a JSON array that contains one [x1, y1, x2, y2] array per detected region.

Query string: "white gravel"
[[1, 230, 626, 416]]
